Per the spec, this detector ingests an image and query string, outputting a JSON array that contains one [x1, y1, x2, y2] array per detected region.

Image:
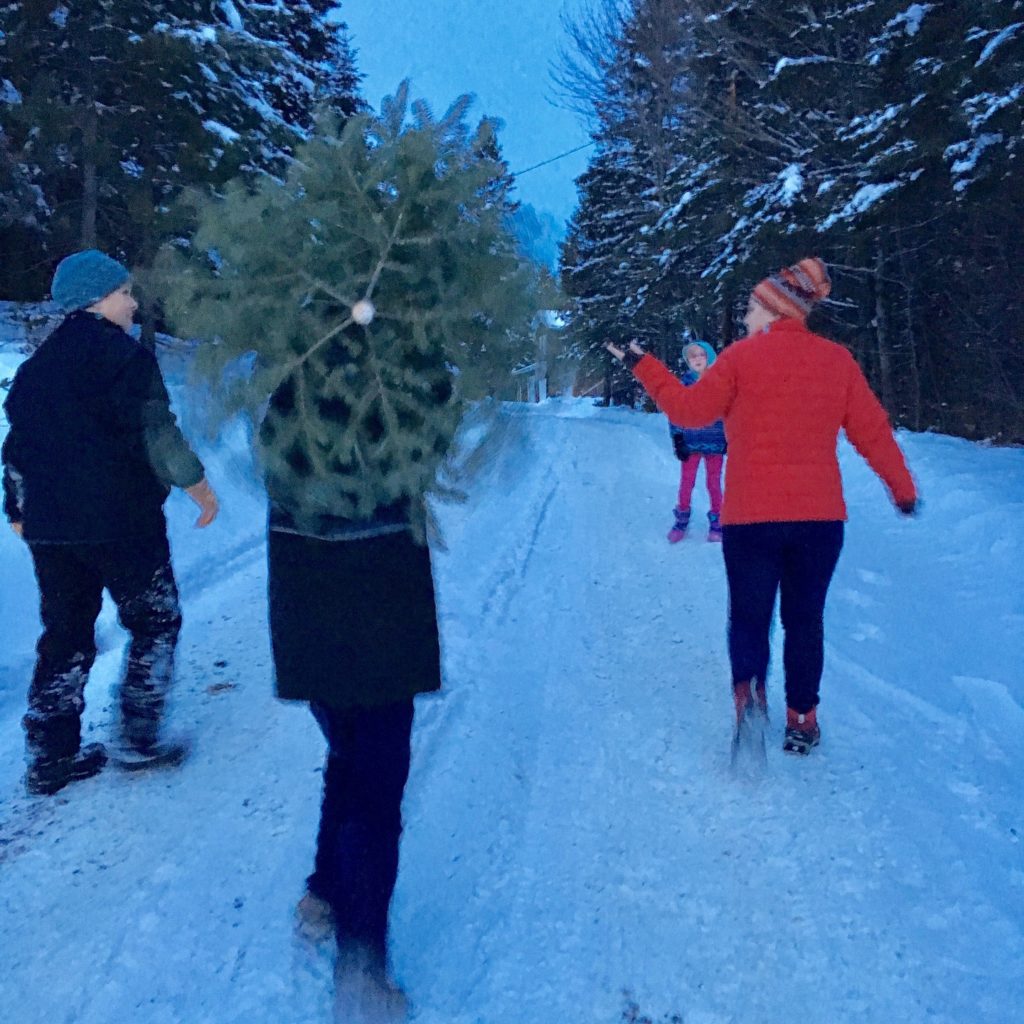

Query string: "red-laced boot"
[[733, 680, 753, 723], [731, 680, 768, 768], [783, 706, 820, 755], [733, 679, 768, 722]]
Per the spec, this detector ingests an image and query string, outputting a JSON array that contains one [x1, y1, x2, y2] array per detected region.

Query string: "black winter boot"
[[25, 742, 107, 796], [112, 715, 189, 772], [113, 738, 189, 772]]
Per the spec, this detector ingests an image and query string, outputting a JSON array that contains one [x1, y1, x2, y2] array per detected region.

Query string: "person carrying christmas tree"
[[262, 316, 453, 1017], [156, 90, 538, 1015], [1, 250, 220, 795], [667, 339, 727, 543], [606, 258, 917, 755]]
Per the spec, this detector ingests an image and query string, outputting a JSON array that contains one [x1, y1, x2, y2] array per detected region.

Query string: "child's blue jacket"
[[668, 369, 727, 454]]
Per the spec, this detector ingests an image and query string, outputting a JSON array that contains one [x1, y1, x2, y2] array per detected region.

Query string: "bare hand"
[[185, 477, 219, 529], [10, 521, 23, 538]]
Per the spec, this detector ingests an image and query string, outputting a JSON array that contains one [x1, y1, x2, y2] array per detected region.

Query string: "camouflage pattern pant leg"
[[100, 533, 183, 750], [25, 545, 104, 762]]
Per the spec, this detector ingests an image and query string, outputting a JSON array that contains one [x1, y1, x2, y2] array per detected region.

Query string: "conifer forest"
[[1, 1, 1022, 439]]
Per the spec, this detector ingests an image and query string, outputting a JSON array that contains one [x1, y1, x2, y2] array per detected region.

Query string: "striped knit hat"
[[752, 258, 831, 321]]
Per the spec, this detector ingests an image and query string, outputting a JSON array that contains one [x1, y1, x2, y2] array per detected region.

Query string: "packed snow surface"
[[0, 369, 1021, 1022]]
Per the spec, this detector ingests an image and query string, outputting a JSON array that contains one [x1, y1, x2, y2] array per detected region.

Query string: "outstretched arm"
[[606, 341, 735, 427]]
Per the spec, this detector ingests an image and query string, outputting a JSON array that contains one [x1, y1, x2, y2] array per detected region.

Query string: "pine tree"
[[0, 1, 365, 298], [2, 5, 242, 262], [561, 144, 643, 404], [603, 0, 694, 360], [316, 18, 366, 120], [560, 0, 694, 399], [649, 1, 858, 337], [800, 0, 1024, 433], [156, 85, 543, 531], [230, 0, 362, 129], [558, 0, 1024, 436], [0, 123, 44, 233]]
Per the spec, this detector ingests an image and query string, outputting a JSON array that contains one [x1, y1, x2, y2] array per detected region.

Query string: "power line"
[[513, 141, 594, 177]]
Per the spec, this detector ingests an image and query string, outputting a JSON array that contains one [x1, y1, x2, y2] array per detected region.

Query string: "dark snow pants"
[[307, 699, 415, 956], [722, 521, 844, 714], [24, 533, 182, 762]]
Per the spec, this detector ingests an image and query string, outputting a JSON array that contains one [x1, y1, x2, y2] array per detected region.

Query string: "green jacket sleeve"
[[2, 419, 25, 522]]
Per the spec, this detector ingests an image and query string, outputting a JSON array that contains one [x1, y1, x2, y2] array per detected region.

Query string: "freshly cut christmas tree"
[[159, 83, 539, 532]]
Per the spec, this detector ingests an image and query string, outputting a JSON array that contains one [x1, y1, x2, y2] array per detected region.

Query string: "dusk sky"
[[338, 0, 593, 226]]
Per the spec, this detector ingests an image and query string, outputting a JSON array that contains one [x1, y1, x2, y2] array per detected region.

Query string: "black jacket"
[[2, 312, 204, 543]]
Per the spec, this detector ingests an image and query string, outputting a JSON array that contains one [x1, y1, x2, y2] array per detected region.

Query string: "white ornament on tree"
[[351, 299, 376, 325]]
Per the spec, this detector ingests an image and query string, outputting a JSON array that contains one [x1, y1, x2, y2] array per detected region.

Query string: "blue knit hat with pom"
[[51, 250, 130, 313]]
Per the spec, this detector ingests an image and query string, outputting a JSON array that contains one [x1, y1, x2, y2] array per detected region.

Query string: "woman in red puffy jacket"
[[607, 259, 917, 755]]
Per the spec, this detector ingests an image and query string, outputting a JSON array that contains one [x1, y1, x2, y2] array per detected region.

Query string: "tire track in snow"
[[396, 408, 577, 1017], [477, 479, 559, 626], [396, 409, 699, 1022]]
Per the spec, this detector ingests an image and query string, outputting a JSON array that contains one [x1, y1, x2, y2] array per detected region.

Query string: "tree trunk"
[[138, 300, 158, 354], [721, 69, 738, 348], [721, 290, 736, 346], [895, 225, 927, 432], [873, 244, 895, 416], [902, 291, 922, 431], [138, 214, 158, 353], [656, 326, 669, 364], [81, 102, 98, 249]]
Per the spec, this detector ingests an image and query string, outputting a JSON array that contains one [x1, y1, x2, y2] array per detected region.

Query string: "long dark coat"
[[267, 525, 442, 710], [261, 353, 448, 712]]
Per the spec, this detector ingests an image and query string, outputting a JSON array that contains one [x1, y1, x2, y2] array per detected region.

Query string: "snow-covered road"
[[1, 401, 1021, 1024]]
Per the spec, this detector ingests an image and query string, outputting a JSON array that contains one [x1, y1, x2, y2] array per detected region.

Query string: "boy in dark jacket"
[[2, 250, 220, 795]]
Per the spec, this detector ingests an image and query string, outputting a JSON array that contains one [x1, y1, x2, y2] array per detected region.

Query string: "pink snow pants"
[[677, 454, 724, 514]]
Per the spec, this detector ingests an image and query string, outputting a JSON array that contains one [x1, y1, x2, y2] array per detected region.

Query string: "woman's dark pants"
[[722, 521, 844, 714]]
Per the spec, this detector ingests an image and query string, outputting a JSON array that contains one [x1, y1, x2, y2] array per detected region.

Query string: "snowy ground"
[[1, 351, 1022, 1022]]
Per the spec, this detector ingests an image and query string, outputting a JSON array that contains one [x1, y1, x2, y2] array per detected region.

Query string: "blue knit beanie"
[[51, 250, 131, 313]]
